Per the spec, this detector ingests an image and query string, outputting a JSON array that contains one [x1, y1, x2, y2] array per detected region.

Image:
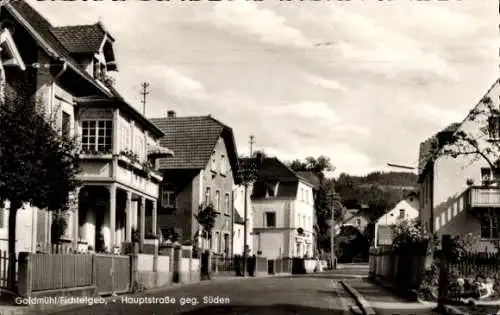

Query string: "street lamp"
[[328, 192, 344, 270]]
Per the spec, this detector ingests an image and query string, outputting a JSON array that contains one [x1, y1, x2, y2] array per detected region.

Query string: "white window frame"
[[211, 151, 217, 171], [224, 193, 230, 214], [81, 119, 112, 153], [215, 190, 220, 212], [205, 187, 211, 205], [399, 209, 405, 219], [121, 123, 131, 151], [135, 134, 145, 161], [162, 190, 175, 208], [220, 154, 226, 175]]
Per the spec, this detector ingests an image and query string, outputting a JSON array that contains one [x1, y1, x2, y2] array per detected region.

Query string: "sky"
[[27, 0, 498, 176]]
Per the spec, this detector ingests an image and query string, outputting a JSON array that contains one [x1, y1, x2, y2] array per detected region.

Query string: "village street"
[[25, 265, 442, 315], [33, 273, 357, 315]]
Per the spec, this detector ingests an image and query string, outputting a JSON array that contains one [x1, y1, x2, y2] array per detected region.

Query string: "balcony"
[[467, 186, 500, 209]]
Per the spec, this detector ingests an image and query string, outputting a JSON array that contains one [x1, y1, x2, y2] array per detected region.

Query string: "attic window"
[[488, 116, 500, 141]]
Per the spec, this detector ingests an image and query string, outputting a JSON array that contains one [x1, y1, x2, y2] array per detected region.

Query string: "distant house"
[[418, 79, 500, 252], [232, 210, 246, 256], [150, 112, 239, 256], [373, 192, 419, 247], [251, 154, 318, 259], [339, 207, 371, 235]]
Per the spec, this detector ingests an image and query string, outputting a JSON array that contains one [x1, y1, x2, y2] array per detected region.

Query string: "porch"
[[75, 183, 158, 253]]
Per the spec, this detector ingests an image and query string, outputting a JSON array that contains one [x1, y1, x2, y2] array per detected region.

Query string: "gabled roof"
[[150, 115, 239, 176], [296, 171, 320, 190], [51, 23, 106, 54], [5, 1, 113, 97], [256, 157, 298, 182]]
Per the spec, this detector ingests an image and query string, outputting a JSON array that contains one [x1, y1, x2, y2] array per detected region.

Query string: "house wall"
[[199, 137, 234, 255], [376, 198, 419, 226], [429, 80, 500, 239], [233, 183, 253, 255], [343, 214, 370, 234], [157, 175, 194, 242], [233, 223, 244, 256]]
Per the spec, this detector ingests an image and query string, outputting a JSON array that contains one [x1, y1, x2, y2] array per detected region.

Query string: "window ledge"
[[223, 213, 231, 217], [80, 153, 113, 160]]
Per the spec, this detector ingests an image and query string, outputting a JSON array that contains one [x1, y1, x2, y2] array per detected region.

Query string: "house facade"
[[373, 192, 419, 247], [251, 156, 317, 259], [0, 1, 172, 254], [232, 182, 253, 256], [418, 78, 500, 251], [150, 112, 239, 256], [340, 208, 370, 235]]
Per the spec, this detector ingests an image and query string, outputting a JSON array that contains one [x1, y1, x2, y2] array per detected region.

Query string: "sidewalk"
[[342, 278, 439, 315]]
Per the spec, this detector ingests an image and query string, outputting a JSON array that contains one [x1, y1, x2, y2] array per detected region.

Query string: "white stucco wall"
[[233, 183, 253, 255]]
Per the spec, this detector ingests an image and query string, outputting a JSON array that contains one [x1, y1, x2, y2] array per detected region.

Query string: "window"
[[303, 215, 306, 227], [265, 212, 276, 227], [399, 209, 405, 219], [211, 152, 216, 171], [435, 217, 440, 231], [305, 190, 309, 204], [215, 190, 220, 212], [121, 124, 130, 150], [356, 218, 361, 226], [135, 134, 144, 160], [223, 233, 229, 254], [161, 190, 175, 208], [482, 168, 494, 186], [220, 154, 226, 175], [481, 210, 500, 239], [205, 187, 211, 205], [488, 115, 500, 140], [62, 111, 71, 139], [81, 120, 112, 153], [214, 232, 220, 253], [224, 193, 230, 214]]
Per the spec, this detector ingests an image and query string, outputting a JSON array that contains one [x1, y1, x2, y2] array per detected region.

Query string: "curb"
[[339, 280, 376, 315], [442, 304, 469, 315]]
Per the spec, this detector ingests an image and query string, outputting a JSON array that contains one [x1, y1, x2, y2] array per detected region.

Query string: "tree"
[[194, 203, 218, 251], [287, 156, 340, 254], [236, 157, 259, 275], [0, 96, 80, 290], [436, 96, 500, 178]]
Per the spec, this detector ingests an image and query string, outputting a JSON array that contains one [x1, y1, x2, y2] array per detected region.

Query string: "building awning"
[[147, 144, 174, 158]]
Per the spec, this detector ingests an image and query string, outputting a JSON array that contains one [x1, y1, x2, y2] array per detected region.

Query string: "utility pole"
[[140, 82, 150, 116], [249, 135, 255, 157]]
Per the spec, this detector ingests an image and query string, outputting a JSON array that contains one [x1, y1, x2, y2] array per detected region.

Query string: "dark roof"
[[417, 122, 460, 180], [51, 23, 106, 54], [256, 158, 298, 182], [233, 211, 245, 225], [6, 1, 113, 98], [150, 115, 239, 175], [296, 171, 320, 190]]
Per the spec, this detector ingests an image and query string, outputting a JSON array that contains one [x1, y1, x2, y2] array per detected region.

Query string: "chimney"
[[167, 110, 176, 118]]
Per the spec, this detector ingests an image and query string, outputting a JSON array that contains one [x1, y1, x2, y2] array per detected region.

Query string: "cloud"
[[408, 103, 465, 127], [211, 1, 312, 47], [304, 74, 347, 92]]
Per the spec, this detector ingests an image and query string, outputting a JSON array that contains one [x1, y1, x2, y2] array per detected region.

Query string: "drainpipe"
[[48, 61, 67, 117]]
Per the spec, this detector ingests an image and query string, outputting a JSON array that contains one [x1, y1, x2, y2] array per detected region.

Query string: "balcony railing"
[[468, 186, 500, 208]]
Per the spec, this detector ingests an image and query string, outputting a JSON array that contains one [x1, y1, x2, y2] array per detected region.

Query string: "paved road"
[[32, 274, 357, 315], [344, 278, 440, 315]]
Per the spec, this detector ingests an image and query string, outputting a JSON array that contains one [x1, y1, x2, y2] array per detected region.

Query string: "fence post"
[[17, 252, 31, 298], [438, 234, 452, 309], [173, 243, 181, 283]]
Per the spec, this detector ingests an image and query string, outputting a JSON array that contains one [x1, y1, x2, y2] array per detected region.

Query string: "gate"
[[95, 254, 131, 295]]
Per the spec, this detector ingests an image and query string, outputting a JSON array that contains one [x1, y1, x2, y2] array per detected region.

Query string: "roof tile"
[[51, 24, 105, 54]]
